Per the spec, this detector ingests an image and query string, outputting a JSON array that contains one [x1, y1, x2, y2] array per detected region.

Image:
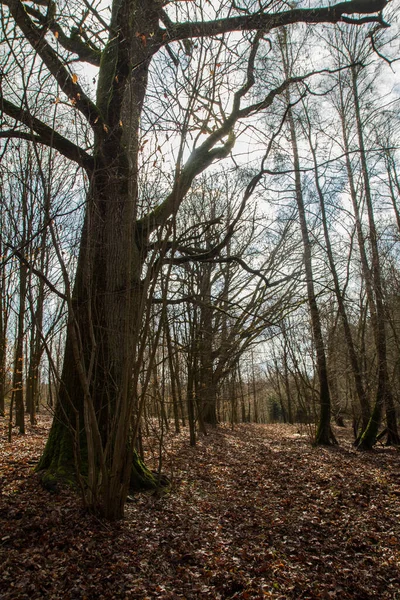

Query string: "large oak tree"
[[0, 0, 390, 518]]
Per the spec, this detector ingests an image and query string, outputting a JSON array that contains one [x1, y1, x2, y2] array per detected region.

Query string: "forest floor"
[[0, 414, 400, 599]]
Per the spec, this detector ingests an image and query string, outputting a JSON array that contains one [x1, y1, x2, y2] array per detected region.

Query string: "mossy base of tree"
[[38, 452, 166, 495], [357, 405, 382, 450], [357, 436, 376, 451], [37, 417, 167, 496], [357, 426, 400, 450], [129, 454, 170, 492], [37, 415, 78, 490]]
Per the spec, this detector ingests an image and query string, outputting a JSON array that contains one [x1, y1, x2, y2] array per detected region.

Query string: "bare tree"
[[328, 25, 399, 447], [299, 97, 371, 436], [0, 0, 389, 517], [277, 27, 337, 445]]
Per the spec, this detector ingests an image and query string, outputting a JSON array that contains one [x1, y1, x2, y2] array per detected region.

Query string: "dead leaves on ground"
[[0, 418, 399, 599]]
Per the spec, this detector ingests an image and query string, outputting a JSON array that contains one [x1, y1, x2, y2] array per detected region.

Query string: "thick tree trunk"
[[38, 1, 163, 519], [198, 331, 218, 427], [38, 172, 161, 516], [38, 401, 158, 493]]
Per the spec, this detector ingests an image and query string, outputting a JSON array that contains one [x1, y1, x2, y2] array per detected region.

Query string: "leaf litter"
[[0, 416, 399, 599]]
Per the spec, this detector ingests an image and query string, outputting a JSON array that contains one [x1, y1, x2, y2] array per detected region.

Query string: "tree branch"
[[160, 0, 389, 43], [20, 2, 102, 65], [3, 242, 67, 301], [0, 97, 94, 171], [137, 129, 235, 236], [4, 0, 101, 126], [50, 25, 102, 66]]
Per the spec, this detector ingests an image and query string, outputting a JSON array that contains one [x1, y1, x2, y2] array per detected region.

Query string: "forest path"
[[1, 418, 399, 598]]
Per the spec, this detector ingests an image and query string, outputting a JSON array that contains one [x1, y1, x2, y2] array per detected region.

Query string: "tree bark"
[[38, 1, 162, 518]]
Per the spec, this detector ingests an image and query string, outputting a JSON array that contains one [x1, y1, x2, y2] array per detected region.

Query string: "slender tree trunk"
[[304, 112, 370, 432], [26, 276, 45, 425], [269, 355, 287, 424], [0, 274, 7, 418], [165, 315, 180, 434], [385, 155, 400, 233], [279, 29, 336, 444], [251, 350, 259, 423], [238, 364, 247, 423], [187, 358, 197, 447], [26, 186, 51, 424], [291, 121, 333, 443], [198, 265, 218, 426], [284, 111, 334, 441], [280, 324, 294, 424], [171, 319, 186, 428], [13, 255, 27, 435], [346, 67, 399, 447]]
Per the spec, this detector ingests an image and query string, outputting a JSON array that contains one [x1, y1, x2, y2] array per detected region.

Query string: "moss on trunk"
[[37, 414, 162, 496]]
